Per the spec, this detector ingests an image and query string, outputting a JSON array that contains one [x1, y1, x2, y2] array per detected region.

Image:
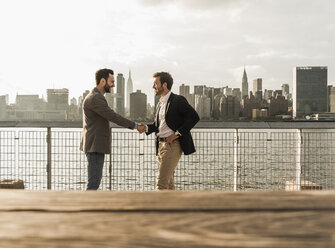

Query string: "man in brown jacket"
[[80, 68, 144, 190]]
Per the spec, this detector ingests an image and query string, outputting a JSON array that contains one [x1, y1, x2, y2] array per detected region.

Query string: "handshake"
[[136, 123, 147, 134]]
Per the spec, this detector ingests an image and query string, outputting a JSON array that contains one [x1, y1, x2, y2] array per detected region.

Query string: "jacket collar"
[[165, 92, 175, 114], [93, 87, 103, 95]]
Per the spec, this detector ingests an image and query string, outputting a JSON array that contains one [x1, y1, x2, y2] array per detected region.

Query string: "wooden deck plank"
[[0, 190, 334, 211], [0, 190, 334, 247], [0, 211, 334, 248]]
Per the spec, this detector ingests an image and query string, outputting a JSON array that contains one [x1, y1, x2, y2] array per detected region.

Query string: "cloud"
[[246, 51, 280, 59], [1, 0, 335, 104], [138, 0, 243, 10]]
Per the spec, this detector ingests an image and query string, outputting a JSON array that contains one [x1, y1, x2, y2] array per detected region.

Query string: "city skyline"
[[2, 64, 332, 121], [1, 65, 293, 106], [0, 74, 292, 122], [0, 0, 334, 105]]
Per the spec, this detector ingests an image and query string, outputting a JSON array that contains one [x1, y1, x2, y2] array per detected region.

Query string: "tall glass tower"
[[293, 66, 328, 118]]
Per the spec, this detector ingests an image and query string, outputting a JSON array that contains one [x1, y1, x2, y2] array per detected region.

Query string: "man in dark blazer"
[[80, 68, 143, 190], [144, 72, 200, 190]]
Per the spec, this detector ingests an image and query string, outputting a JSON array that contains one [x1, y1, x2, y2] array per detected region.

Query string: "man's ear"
[[99, 78, 106, 86]]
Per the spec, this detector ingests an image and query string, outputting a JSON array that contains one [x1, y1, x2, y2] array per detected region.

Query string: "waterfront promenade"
[[0, 190, 334, 247]]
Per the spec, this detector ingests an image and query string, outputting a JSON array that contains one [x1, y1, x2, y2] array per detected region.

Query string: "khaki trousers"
[[157, 139, 182, 190]]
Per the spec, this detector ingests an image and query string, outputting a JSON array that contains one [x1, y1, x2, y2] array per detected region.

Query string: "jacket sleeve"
[[91, 94, 136, 129], [146, 123, 157, 135], [176, 96, 200, 135]]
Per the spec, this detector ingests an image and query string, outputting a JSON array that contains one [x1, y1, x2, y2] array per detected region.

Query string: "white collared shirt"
[[156, 91, 174, 138]]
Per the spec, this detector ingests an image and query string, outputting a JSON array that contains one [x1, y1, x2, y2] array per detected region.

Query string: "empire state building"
[[126, 69, 133, 110]]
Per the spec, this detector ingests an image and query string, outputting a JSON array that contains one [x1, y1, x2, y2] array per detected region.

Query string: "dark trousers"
[[85, 152, 105, 190]]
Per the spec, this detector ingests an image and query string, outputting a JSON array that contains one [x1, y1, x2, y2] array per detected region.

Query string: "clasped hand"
[[137, 123, 146, 134]]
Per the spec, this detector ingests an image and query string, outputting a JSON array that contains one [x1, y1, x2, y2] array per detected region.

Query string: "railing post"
[[109, 127, 112, 191], [139, 133, 145, 191], [46, 127, 51, 190], [233, 128, 239, 192], [296, 128, 302, 190]]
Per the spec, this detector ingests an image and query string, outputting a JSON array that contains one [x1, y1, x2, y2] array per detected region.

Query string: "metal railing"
[[0, 121, 334, 191]]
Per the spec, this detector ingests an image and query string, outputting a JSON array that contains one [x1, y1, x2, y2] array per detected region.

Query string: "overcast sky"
[[0, 0, 334, 104]]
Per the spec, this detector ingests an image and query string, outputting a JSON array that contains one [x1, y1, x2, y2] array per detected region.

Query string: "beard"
[[155, 86, 164, 96], [104, 84, 111, 93]]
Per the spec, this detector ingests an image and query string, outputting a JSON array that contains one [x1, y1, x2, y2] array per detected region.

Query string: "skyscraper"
[[70, 97, 77, 106], [179, 83, 194, 107], [14, 94, 47, 120], [253, 78, 262, 100], [232, 88, 242, 102], [116, 73, 125, 117], [68, 97, 79, 121], [281, 84, 289, 99], [130, 90, 147, 120], [223, 87, 232, 96], [194, 85, 206, 96], [263, 89, 273, 100], [242, 67, 248, 99], [47, 88, 69, 111], [0, 95, 8, 120], [195, 95, 211, 120], [253, 78, 262, 93], [78, 90, 90, 119], [241, 94, 262, 119], [328, 85, 335, 112], [105, 93, 114, 109], [224, 95, 240, 120], [212, 94, 223, 120], [268, 96, 288, 117], [179, 84, 190, 97], [126, 69, 133, 110], [293, 66, 328, 118]]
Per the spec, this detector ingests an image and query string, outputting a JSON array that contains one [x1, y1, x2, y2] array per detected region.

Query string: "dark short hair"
[[153, 72, 173, 90], [95, 68, 114, 85]]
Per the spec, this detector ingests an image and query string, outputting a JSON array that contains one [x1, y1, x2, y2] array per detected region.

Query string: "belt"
[[158, 137, 179, 142]]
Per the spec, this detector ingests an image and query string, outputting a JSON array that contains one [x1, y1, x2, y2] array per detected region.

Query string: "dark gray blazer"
[[80, 88, 135, 154]]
